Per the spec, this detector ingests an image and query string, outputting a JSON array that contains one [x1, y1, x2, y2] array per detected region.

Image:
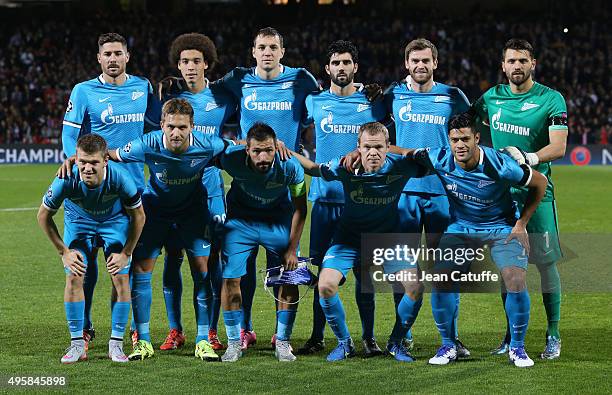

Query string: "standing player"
[[38, 134, 145, 363], [61, 32, 158, 349], [384, 38, 471, 354], [409, 113, 547, 367], [292, 122, 427, 362], [111, 99, 233, 361], [298, 40, 387, 356], [155, 33, 237, 351], [215, 27, 319, 348], [473, 39, 568, 359], [218, 123, 307, 362]]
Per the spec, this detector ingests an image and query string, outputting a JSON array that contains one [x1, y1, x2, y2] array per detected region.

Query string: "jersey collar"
[[254, 64, 285, 79], [405, 75, 436, 91], [98, 73, 131, 85]]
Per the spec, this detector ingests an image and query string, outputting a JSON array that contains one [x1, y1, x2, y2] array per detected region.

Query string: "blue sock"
[[276, 309, 297, 341], [64, 300, 85, 339], [505, 290, 530, 348], [389, 294, 423, 343], [355, 276, 375, 340], [83, 258, 97, 330], [132, 272, 152, 342], [319, 294, 350, 342], [192, 271, 211, 343], [209, 256, 222, 331], [223, 309, 243, 342], [163, 253, 183, 331], [129, 271, 135, 332], [240, 250, 257, 331], [111, 301, 130, 339], [453, 293, 460, 339], [431, 292, 458, 346]]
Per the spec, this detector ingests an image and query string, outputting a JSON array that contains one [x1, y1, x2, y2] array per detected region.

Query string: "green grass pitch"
[[0, 165, 610, 394]]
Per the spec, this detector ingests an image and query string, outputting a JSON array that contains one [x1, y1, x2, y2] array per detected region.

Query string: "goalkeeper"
[[472, 38, 568, 359]]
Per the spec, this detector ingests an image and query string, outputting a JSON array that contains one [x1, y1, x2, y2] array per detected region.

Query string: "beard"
[[331, 71, 354, 88], [507, 70, 531, 86]]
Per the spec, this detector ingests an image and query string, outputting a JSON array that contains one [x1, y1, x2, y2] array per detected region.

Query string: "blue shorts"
[[221, 217, 291, 279], [309, 202, 343, 266], [322, 243, 413, 279], [398, 192, 450, 234], [135, 205, 211, 260], [63, 215, 131, 275], [437, 223, 528, 271]]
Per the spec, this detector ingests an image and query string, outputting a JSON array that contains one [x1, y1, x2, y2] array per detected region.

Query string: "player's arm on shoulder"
[[62, 84, 88, 157], [212, 67, 247, 98], [289, 150, 322, 177], [113, 136, 147, 163]]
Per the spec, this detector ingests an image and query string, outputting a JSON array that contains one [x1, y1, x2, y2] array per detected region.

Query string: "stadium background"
[[0, 0, 610, 393]]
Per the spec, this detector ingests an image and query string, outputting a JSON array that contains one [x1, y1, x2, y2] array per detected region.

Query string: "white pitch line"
[[0, 207, 39, 212]]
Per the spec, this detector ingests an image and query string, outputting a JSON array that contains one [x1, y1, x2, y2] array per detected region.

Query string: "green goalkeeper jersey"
[[473, 82, 568, 201]]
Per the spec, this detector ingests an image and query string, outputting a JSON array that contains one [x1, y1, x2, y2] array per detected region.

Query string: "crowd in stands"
[[0, 2, 609, 146]]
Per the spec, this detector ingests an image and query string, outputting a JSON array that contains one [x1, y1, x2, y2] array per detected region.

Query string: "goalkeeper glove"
[[501, 146, 539, 166]]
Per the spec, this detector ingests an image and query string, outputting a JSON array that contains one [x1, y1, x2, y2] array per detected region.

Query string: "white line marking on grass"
[[0, 207, 39, 212]]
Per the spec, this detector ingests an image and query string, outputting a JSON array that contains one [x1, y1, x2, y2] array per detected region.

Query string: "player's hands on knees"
[[276, 139, 292, 160], [62, 249, 86, 276], [506, 220, 530, 256], [106, 252, 130, 275], [282, 250, 299, 271], [57, 155, 77, 178], [340, 149, 361, 172]]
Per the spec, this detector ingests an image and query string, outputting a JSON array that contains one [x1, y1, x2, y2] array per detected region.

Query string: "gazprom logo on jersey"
[[349, 184, 398, 205], [193, 125, 217, 134], [243, 90, 292, 111], [155, 169, 200, 185], [320, 112, 360, 134], [100, 103, 145, 125], [398, 100, 446, 125], [491, 108, 530, 136]]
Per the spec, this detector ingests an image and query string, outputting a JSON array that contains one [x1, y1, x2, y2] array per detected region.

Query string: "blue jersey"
[[216, 65, 319, 150], [385, 78, 470, 194], [305, 89, 387, 203], [167, 83, 237, 198], [116, 130, 228, 217], [62, 74, 159, 192], [415, 146, 532, 228], [320, 154, 426, 246], [42, 161, 141, 222], [220, 145, 305, 222]]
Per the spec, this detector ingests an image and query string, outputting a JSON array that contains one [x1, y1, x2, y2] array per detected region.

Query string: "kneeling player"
[[219, 123, 307, 363], [292, 122, 427, 362], [38, 134, 145, 363], [410, 113, 546, 367]]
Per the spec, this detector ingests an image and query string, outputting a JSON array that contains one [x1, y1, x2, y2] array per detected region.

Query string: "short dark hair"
[[404, 38, 438, 62], [358, 122, 389, 144], [246, 122, 277, 144], [77, 133, 107, 155], [162, 98, 194, 124], [502, 38, 535, 60], [97, 33, 127, 50], [448, 112, 477, 134], [253, 27, 283, 48], [169, 33, 218, 71], [326, 40, 359, 64]]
